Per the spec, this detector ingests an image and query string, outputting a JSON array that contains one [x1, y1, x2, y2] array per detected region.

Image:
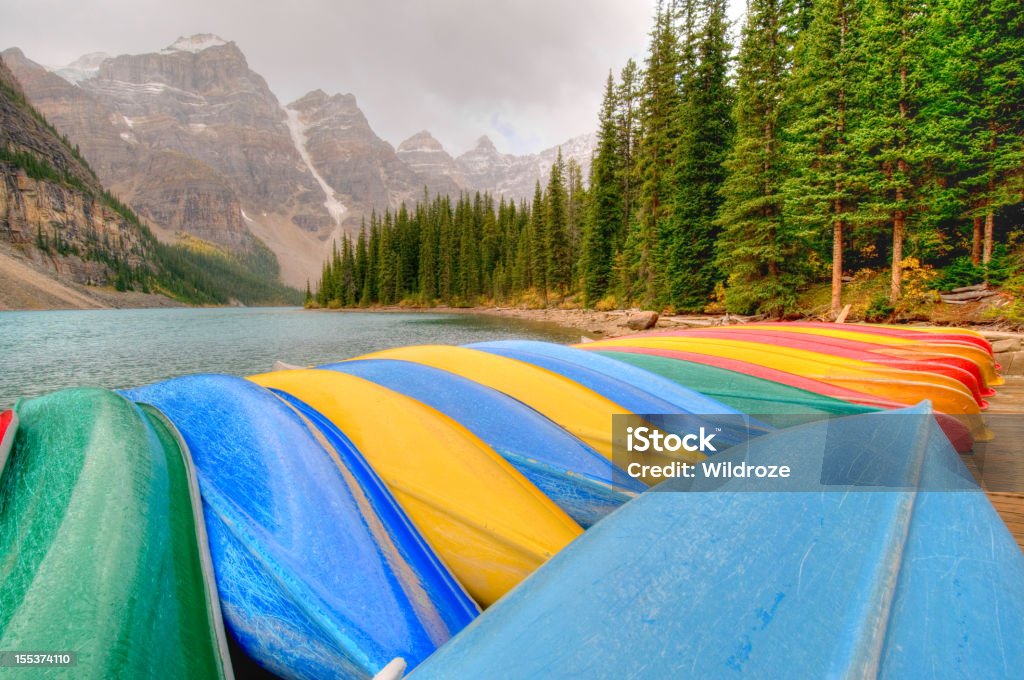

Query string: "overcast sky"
[[1, 0, 745, 156]]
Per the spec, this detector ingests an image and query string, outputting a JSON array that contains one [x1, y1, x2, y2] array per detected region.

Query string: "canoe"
[[354, 345, 643, 460], [677, 327, 995, 395], [320, 358, 642, 528], [872, 323, 994, 350], [647, 328, 989, 405], [591, 349, 880, 421], [466, 340, 745, 416], [250, 369, 582, 607], [467, 340, 769, 451], [0, 388, 231, 679], [0, 409, 16, 473], [586, 336, 982, 418], [580, 346, 977, 452], [688, 323, 999, 378], [689, 321, 995, 354], [409, 403, 1024, 679], [801, 321, 994, 353], [125, 375, 478, 680], [696, 323, 1002, 386]]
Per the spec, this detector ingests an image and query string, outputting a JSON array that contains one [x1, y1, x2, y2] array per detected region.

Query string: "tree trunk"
[[831, 214, 843, 316], [983, 208, 995, 266], [891, 204, 905, 303], [971, 215, 983, 264]]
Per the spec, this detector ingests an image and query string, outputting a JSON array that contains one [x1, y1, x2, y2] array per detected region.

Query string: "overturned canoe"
[[355, 345, 639, 459], [409, 404, 1024, 679], [467, 340, 743, 415], [321, 358, 642, 528], [0, 388, 231, 679], [646, 328, 990, 405], [592, 349, 879, 419], [250, 368, 582, 607], [703, 323, 1001, 386], [468, 340, 768, 450], [586, 335, 982, 418], [580, 345, 977, 451], [125, 375, 478, 680]]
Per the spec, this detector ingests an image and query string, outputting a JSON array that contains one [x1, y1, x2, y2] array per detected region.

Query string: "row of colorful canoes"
[[0, 322, 1020, 678]]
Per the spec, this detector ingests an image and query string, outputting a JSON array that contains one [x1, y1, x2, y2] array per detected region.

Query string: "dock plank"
[[963, 376, 1024, 550]]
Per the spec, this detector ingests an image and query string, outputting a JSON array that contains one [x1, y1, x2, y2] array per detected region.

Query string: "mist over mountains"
[[2, 35, 595, 286]]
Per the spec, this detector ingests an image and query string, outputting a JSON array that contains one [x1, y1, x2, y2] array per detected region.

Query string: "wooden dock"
[[962, 376, 1024, 550]]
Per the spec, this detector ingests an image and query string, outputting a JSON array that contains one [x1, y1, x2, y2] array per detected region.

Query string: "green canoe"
[[0, 388, 231, 679], [595, 350, 878, 425]]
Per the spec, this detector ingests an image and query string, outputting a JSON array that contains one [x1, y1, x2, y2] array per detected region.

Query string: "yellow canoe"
[[250, 369, 582, 607], [354, 345, 677, 462], [587, 336, 981, 417], [707, 324, 1002, 387]]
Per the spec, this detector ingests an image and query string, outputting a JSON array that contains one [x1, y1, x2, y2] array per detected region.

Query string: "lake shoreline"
[[308, 304, 1024, 342]]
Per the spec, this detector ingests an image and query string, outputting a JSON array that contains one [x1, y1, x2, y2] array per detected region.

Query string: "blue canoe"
[[410, 403, 1024, 679], [320, 359, 644, 528], [468, 340, 770, 446], [469, 340, 743, 415], [123, 375, 478, 680]]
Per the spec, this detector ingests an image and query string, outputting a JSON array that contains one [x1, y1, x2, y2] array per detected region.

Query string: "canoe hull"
[[0, 389, 230, 679]]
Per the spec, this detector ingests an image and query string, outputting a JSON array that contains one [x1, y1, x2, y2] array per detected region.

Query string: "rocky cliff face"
[[0, 55, 151, 288], [2, 39, 333, 286], [4, 35, 596, 286], [396, 130, 465, 197], [286, 89, 448, 217]]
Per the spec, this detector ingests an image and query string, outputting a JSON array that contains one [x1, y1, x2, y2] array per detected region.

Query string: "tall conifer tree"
[[716, 0, 807, 316], [581, 73, 622, 304], [784, 0, 863, 315], [665, 0, 734, 311]]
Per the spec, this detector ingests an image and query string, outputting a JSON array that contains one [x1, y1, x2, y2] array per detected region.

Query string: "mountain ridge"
[[4, 35, 596, 286]]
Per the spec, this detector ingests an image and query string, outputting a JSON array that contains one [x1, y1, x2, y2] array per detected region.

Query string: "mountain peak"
[[289, 89, 358, 113], [398, 130, 445, 153], [474, 135, 497, 152], [164, 34, 230, 54]]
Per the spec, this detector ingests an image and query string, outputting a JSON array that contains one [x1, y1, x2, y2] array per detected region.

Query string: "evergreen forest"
[[311, 0, 1023, 320]]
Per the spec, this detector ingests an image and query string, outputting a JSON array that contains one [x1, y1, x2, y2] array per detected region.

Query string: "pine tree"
[[784, 0, 863, 315], [616, 59, 643, 245], [715, 0, 808, 316], [935, 0, 1024, 268], [340, 235, 356, 305], [624, 1, 683, 305], [665, 0, 734, 311], [529, 181, 548, 301], [354, 225, 368, 305], [581, 75, 623, 305], [545, 151, 571, 293], [848, 0, 934, 302], [565, 157, 586, 285]]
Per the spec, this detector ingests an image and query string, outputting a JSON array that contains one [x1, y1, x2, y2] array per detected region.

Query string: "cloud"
[[0, 0, 746, 155]]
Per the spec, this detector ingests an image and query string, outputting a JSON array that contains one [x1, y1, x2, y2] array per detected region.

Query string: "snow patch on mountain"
[[163, 34, 229, 54], [284, 106, 347, 226], [50, 52, 109, 84]]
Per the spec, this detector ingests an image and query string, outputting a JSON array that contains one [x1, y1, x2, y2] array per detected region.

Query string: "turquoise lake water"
[[0, 307, 580, 409]]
